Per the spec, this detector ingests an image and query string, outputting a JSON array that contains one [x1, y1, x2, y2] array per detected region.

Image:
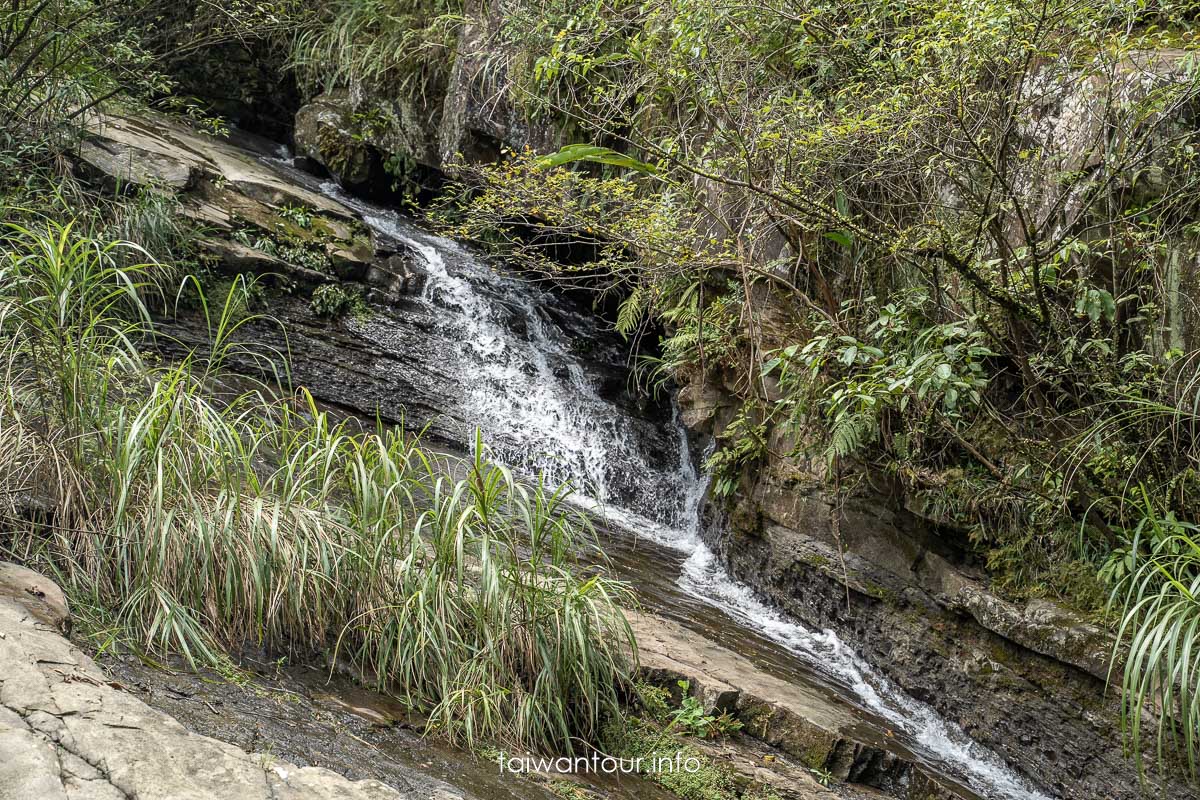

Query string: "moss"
[[797, 552, 830, 569], [862, 581, 900, 606], [987, 639, 1017, 666], [731, 700, 835, 771], [545, 779, 595, 800], [230, 223, 334, 275]]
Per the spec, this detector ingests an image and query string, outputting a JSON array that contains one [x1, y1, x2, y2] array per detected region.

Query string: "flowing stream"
[[260, 159, 1051, 800]]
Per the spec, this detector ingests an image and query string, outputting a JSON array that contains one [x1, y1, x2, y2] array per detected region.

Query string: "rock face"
[[292, 0, 568, 187], [668, 51, 1200, 800], [0, 564, 408, 800], [684, 444, 1191, 800]]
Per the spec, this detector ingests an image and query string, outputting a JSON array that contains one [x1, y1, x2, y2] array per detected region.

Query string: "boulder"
[[76, 137, 198, 191], [294, 90, 442, 187], [327, 238, 375, 281], [77, 113, 353, 220], [294, 91, 375, 186]]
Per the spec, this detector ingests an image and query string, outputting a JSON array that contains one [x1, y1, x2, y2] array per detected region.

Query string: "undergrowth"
[[0, 214, 635, 755]]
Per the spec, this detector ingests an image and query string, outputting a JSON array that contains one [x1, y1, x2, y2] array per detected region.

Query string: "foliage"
[[232, 225, 332, 273], [105, 187, 196, 271], [0, 1, 164, 163], [434, 0, 1200, 605], [766, 291, 993, 466], [669, 681, 743, 739], [279, 203, 314, 229], [289, 0, 464, 101], [0, 0, 293, 169], [1109, 505, 1200, 781], [0, 216, 636, 755], [704, 410, 766, 500], [310, 282, 369, 319], [432, 3, 1200, 773], [600, 717, 741, 800]]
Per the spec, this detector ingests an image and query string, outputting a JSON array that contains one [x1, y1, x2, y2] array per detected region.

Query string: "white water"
[[318, 184, 695, 528], [302, 179, 1049, 800], [596, 422, 1052, 799]]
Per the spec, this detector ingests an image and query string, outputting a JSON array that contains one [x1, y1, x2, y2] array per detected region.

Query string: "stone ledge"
[[0, 563, 409, 800]]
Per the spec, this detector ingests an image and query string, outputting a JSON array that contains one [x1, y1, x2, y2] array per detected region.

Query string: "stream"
[[237, 154, 1053, 800]]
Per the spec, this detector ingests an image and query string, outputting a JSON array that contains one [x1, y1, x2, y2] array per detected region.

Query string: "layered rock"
[[680, 430, 1188, 800], [75, 112, 416, 301], [631, 613, 960, 799]]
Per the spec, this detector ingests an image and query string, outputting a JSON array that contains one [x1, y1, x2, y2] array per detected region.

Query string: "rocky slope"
[[220, 32, 1200, 800], [67, 114, 954, 800]]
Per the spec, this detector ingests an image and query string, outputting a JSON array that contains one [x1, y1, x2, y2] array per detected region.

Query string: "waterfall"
[[302, 179, 1049, 800], [322, 186, 695, 530]]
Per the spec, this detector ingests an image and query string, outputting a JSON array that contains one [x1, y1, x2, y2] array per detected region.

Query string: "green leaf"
[[823, 230, 853, 249], [537, 144, 656, 174]]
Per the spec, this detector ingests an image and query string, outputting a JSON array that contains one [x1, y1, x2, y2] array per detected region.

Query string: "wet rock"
[[630, 613, 955, 796], [294, 91, 375, 186], [698, 483, 1195, 800], [366, 253, 427, 297], [0, 563, 409, 800]]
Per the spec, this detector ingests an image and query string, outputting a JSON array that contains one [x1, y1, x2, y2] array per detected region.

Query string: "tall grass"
[[1110, 517, 1200, 782], [1067, 364, 1200, 778], [0, 216, 635, 754], [289, 0, 464, 101]]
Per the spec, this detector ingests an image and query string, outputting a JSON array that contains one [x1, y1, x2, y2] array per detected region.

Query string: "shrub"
[[310, 282, 369, 319]]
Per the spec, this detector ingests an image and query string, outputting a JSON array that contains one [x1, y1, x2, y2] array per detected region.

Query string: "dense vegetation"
[[7, 0, 1200, 783], [0, 212, 635, 753], [0, 0, 636, 756], [430, 0, 1200, 776]]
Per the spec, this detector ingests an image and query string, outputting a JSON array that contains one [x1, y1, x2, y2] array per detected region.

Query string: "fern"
[[616, 286, 645, 338], [825, 407, 878, 465]]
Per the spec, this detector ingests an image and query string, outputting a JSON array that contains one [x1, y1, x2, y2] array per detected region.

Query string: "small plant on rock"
[[670, 681, 742, 739], [279, 203, 314, 229], [310, 283, 368, 319]]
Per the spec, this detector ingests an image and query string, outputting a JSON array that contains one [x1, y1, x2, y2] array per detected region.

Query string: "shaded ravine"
[[274, 171, 1054, 800]]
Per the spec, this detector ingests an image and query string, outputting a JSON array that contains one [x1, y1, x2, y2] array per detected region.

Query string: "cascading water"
[[320, 183, 696, 530], [290, 173, 1049, 800]]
